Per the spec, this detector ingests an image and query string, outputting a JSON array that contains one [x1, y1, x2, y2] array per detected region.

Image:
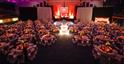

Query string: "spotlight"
[[12, 17, 18, 21], [59, 24, 70, 35], [0, 20, 3, 23]]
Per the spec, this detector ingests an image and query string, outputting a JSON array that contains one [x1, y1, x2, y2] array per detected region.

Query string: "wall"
[[76, 7, 93, 23], [37, 7, 52, 21]]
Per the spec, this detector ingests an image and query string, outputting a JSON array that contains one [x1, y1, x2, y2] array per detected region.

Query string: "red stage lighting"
[[53, 5, 75, 19]]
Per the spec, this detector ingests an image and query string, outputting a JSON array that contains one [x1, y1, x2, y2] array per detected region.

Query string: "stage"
[[53, 20, 74, 35]]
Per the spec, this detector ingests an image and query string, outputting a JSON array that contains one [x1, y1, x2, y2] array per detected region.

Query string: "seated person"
[[40, 32, 56, 45]]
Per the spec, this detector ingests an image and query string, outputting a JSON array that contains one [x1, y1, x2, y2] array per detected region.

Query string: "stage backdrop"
[[37, 7, 52, 22], [76, 7, 93, 23]]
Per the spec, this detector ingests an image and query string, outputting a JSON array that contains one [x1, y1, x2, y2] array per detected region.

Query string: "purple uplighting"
[[7, 0, 16, 3]]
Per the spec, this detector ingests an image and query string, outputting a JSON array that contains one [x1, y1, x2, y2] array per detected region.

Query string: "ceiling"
[[48, 0, 80, 5]]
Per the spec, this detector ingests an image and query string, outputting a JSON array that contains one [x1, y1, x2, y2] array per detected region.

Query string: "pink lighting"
[[8, 0, 16, 3]]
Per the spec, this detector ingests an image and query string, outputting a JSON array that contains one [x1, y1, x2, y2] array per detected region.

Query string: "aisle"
[[33, 35, 97, 64]]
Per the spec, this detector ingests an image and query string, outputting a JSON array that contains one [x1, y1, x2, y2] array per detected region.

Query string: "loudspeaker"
[[19, 7, 37, 21], [90, 4, 93, 7], [36, 4, 40, 7], [82, 2, 85, 7], [43, 1, 46, 6], [86, 2, 89, 7], [40, 2, 43, 7]]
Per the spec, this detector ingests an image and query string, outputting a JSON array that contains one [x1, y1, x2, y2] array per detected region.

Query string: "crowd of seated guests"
[[0, 19, 124, 64], [72, 22, 91, 46], [18, 20, 36, 44], [71, 21, 124, 64], [41, 32, 57, 46], [0, 20, 38, 64], [0, 21, 23, 55], [69, 25, 78, 33], [34, 20, 57, 46]]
